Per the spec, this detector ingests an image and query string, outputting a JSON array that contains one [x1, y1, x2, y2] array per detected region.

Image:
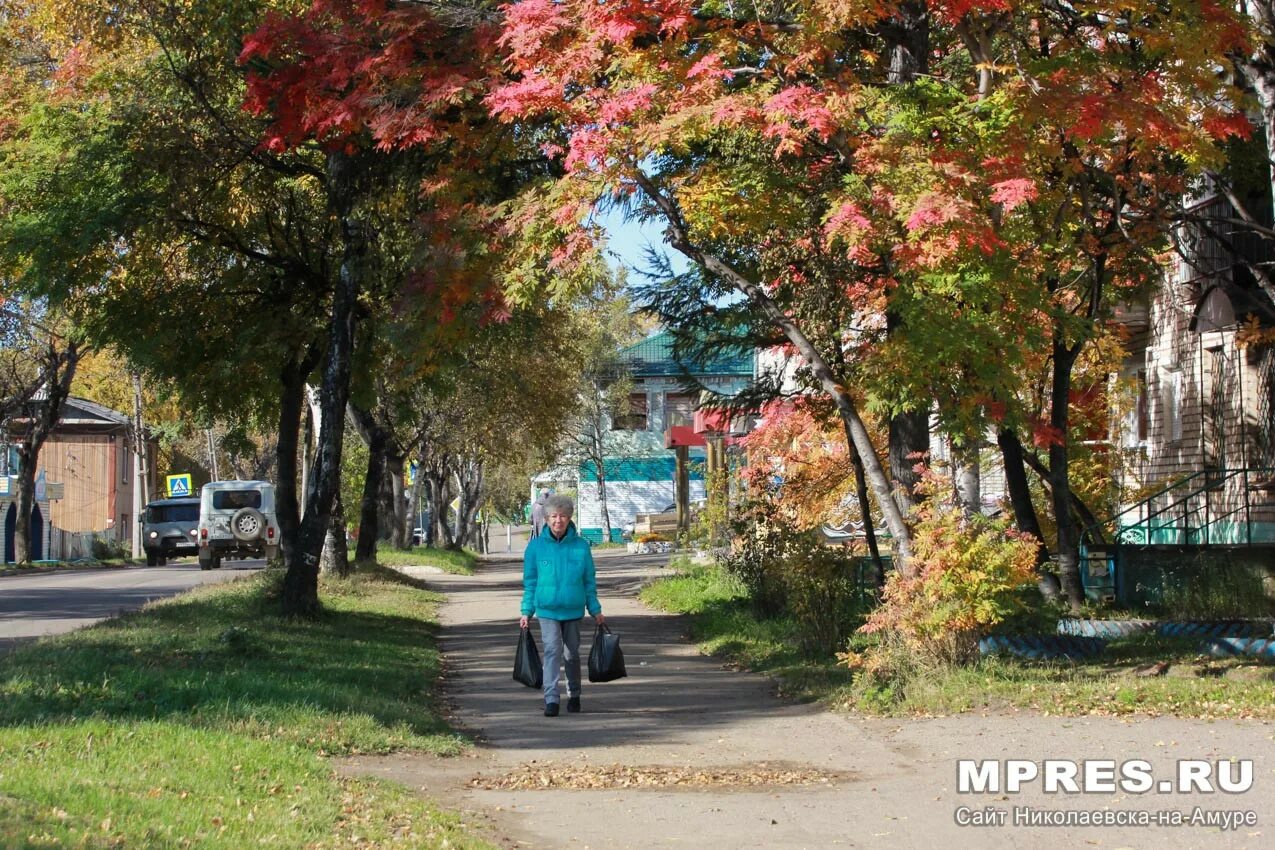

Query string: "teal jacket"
[[521, 523, 601, 621]]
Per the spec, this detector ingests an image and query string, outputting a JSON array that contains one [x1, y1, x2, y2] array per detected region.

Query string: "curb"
[[1056, 619, 1273, 639], [979, 634, 1107, 660], [1199, 637, 1275, 660], [1057, 619, 1155, 638], [1157, 621, 1274, 638], [992, 620, 1275, 661], [1, 563, 137, 578]]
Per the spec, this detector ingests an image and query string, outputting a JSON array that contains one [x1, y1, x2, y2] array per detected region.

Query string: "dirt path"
[[339, 553, 1274, 850]]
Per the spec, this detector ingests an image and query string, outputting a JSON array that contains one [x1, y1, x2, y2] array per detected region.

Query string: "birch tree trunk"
[[321, 493, 350, 576], [952, 442, 982, 517], [427, 468, 455, 549]]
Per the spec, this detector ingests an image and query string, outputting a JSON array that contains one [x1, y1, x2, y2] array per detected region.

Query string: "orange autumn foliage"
[[739, 400, 860, 530]]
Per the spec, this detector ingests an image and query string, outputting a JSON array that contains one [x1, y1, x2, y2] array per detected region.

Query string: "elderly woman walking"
[[519, 494, 605, 716]]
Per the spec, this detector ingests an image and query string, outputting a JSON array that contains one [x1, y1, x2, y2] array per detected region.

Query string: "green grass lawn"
[[640, 560, 1275, 719], [0, 565, 494, 849], [639, 562, 857, 703], [350, 545, 477, 574]]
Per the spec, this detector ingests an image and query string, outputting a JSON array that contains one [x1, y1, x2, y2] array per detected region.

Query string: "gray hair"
[[544, 495, 575, 518]]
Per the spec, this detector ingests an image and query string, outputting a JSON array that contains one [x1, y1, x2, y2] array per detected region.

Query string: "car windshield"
[[147, 504, 199, 523], [212, 490, 262, 510]]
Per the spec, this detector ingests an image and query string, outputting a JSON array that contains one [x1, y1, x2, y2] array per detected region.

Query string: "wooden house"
[[1102, 195, 1275, 605], [2, 396, 157, 561]]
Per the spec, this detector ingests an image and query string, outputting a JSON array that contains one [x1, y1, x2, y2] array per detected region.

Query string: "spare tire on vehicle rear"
[[230, 507, 266, 541]]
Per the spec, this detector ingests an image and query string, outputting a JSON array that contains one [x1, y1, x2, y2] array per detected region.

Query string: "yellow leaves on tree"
[[856, 471, 1039, 667], [739, 400, 860, 530]]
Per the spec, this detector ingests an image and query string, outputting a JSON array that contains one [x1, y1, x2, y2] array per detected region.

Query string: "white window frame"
[[1159, 365, 1183, 444]]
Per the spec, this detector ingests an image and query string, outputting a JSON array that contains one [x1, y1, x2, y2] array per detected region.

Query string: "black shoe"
[[544, 702, 560, 717], [567, 697, 581, 713]]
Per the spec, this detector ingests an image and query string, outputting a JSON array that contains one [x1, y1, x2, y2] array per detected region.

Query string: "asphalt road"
[[0, 559, 265, 654]]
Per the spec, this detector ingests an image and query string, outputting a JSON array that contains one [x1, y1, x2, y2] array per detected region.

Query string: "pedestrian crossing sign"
[[166, 473, 193, 498]]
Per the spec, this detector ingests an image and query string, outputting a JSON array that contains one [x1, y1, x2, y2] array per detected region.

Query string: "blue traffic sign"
[[166, 474, 193, 497]]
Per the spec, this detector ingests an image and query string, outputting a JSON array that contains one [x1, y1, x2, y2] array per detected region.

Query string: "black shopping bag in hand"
[[513, 626, 543, 689], [588, 624, 627, 683]]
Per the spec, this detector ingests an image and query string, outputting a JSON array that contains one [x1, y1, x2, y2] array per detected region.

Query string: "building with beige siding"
[[2, 397, 157, 561], [1102, 196, 1275, 607]]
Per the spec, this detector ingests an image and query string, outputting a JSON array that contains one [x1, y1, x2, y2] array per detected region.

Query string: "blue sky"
[[596, 204, 690, 279]]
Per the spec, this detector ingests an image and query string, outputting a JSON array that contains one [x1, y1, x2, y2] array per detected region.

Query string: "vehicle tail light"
[[267, 527, 274, 539], [200, 528, 207, 539]]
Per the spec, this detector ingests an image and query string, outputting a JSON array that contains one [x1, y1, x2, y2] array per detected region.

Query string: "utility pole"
[[0, 417, 10, 476], [675, 444, 690, 536], [131, 373, 149, 558], [206, 428, 219, 481]]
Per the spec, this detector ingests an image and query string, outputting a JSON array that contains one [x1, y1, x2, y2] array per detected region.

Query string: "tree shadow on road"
[[423, 556, 836, 754]]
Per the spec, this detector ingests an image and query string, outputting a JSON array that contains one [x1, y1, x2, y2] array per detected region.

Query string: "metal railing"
[[1107, 467, 1275, 548]]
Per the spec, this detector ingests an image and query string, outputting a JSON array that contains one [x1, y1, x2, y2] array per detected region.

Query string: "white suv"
[[197, 480, 280, 569]]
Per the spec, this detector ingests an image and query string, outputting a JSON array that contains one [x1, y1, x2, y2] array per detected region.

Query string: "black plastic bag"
[[588, 624, 627, 683], [513, 626, 543, 688]]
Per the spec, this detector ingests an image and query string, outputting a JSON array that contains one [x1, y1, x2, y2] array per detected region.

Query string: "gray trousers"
[[538, 617, 582, 704]]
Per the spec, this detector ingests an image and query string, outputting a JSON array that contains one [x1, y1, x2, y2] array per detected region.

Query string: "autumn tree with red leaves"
[[489, 1, 1251, 601], [239, 0, 536, 613], [0, 0, 561, 613]]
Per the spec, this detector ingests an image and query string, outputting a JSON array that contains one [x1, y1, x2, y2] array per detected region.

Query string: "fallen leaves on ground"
[[471, 762, 846, 790]]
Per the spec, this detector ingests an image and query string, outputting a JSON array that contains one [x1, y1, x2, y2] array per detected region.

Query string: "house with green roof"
[[566, 331, 755, 543]]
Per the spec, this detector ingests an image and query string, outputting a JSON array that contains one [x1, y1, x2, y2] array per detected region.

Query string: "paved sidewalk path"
[[340, 553, 1274, 850]]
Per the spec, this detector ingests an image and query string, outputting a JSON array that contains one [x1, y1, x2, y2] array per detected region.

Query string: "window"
[[212, 489, 262, 510], [1204, 348, 1228, 472], [1137, 370, 1150, 443], [612, 394, 648, 431], [1260, 348, 1275, 468], [1159, 366, 1182, 443], [147, 504, 200, 523], [665, 393, 696, 428], [1123, 369, 1149, 447]]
